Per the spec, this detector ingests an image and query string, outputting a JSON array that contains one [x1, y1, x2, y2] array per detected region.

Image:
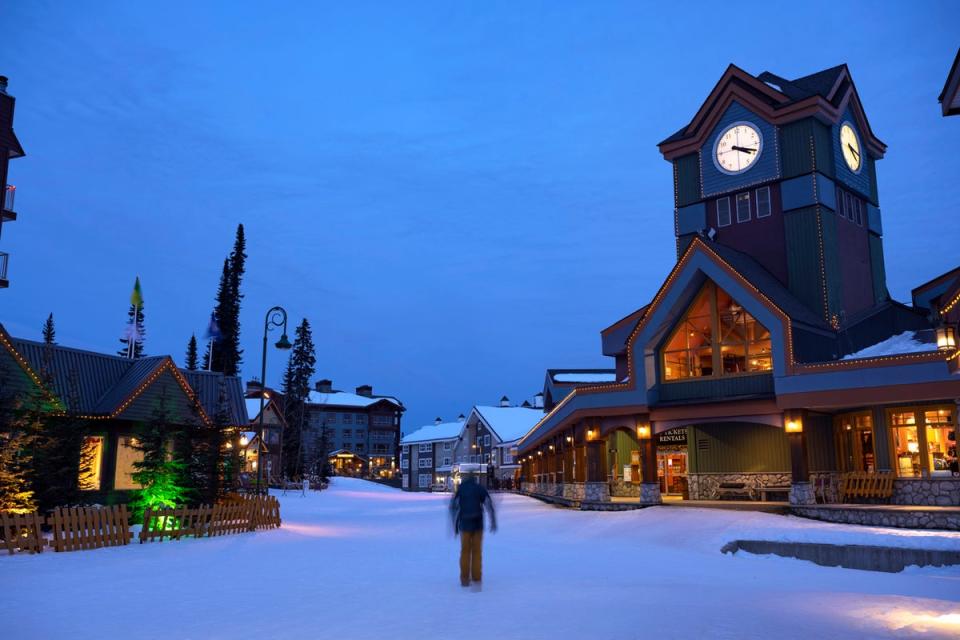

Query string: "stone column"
[[786, 411, 815, 505], [639, 425, 661, 505]]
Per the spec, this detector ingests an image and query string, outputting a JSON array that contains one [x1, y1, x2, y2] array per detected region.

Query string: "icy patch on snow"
[[843, 331, 937, 360]]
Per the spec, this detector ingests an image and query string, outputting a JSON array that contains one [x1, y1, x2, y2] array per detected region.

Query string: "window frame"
[[735, 191, 751, 223], [716, 197, 732, 228], [418, 443, 432, 453], [418, 457, 433, 469], [755, 186, 771, 218], [886, 405, 957, 478]]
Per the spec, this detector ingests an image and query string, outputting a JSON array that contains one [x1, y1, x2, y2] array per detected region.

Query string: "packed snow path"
[[4, 478, 960, 639]]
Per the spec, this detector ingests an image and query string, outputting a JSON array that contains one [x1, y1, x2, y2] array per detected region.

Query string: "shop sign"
[[656, 428, 688, 447]]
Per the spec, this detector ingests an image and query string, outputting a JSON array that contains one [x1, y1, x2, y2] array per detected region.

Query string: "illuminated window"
[[735, 192, 751, 222], [79, 436, 104, 491], [716, 197, 731, 227], [924, 409, 955, 477], [661, 281, 772, 381], [836, 413, 874, 472], [114, 436, 144, 490], [890, 411, 921, 477], [756, 186, 771, 218]]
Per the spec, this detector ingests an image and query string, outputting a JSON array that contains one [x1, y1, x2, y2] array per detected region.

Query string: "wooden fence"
[[140, 494, 281, 543], [48, 505, 132, 552], [0, 512, 46, 555], [839, 471, 895, 502]]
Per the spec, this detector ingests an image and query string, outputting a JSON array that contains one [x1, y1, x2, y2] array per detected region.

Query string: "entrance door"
[[657, 450, 688, 496], [837, 413, 875, 472]]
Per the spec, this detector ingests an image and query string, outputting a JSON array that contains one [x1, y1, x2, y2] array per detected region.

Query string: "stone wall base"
[[610, 479, 641, 498], [792, 505, 960, 531], [892, 479, 960, 506], [789, 482, 816, 505], [687, 472, 792, 501], [639, 482, 662, 505]]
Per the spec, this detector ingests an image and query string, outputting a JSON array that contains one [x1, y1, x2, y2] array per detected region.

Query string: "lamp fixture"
[[936, 325, 957, 351]]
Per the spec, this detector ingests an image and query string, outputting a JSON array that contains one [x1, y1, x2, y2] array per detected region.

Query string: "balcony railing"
[[3, 185, 14, 212], [0, 251, 8, 285]]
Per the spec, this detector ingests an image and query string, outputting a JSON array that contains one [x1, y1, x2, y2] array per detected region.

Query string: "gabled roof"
[[243, 394, 286, 426], [659, 63, 885, 160], [472, 405, 544, 443], [939, 48, 960, 117], [0, 325, 247, 425], [401, 420, 464, 444]]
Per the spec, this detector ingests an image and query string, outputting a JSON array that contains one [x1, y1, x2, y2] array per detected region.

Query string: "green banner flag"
[[130, 276, 143, 308]]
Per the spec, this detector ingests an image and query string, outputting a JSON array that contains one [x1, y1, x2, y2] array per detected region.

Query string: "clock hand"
[[846, 144, 860, 160], [731, 145, 757, 154]]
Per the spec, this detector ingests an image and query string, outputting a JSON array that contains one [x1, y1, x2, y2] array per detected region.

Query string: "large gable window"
[[661, 281, 772, 381]]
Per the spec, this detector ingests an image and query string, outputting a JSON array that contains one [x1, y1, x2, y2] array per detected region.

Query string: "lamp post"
[[257, 306, 292, 494]]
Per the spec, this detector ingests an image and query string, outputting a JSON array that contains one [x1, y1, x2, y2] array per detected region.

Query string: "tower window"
[[845, 192, 854, 221], [854, 198, 863, 226], [756, 186, 771, 218], [735, 192, 751, 223], [716, 197, 731, 227]]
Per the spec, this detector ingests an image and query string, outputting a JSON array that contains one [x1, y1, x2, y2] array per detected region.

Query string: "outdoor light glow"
[[637, 424, 650, 438], [239, 435, 249, 446], [936, 326, 957, 350]]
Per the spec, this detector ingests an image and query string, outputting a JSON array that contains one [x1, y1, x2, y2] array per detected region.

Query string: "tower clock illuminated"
[[713, 122, 763, 175], [840, 122, 862, 173]]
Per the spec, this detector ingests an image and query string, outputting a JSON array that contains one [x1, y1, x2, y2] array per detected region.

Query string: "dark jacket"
[[450, 477, 496, 534]]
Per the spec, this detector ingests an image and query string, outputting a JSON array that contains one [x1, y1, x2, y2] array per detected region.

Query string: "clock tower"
[[658, 64, 888, 328]]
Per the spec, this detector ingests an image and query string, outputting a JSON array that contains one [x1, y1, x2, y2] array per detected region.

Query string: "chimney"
[[533, 392, 544, 409], [500, 395, 510, 408], [315, 379, 332, 393], [435, 417, 443, 425], [356, 385, 373, 397], [0, 76, 8, 95], [246, 380, 263, 393], [458, 414, 466, 422]]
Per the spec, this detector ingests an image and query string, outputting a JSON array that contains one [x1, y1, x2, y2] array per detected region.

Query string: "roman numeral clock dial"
[[713, 122, 763, 175]]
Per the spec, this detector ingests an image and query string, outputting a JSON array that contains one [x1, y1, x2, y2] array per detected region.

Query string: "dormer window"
[[716, 197, 731, 227], [661, 281, 773, 381]]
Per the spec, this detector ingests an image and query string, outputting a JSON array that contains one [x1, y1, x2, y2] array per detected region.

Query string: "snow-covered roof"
[[842, 331, 937, 360], [552, 372, 617, 383], [307, 390, 401, 408], [474, 406, 544, 443], [401, 421, 463, 444]]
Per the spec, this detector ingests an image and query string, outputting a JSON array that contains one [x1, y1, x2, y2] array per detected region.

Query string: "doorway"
[[657, 449, 688, 497]]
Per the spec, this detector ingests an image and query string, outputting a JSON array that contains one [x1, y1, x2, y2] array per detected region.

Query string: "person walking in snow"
[[450, 472, 497, 589]]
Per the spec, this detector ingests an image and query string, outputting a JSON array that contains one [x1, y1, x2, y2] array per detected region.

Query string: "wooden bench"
[[838, 471, 894, 502], [716, 482, 753, 500], [758, 484, 791, 502]]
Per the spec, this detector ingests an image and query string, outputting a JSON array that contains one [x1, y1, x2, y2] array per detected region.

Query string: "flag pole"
[[129, 303, 138, 359]]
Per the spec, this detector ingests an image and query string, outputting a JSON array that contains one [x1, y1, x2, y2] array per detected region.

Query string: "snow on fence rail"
[[140, 494, 281, 543]]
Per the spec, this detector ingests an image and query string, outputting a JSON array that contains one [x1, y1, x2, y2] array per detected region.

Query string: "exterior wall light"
[[784, 410, 803, 433], [586, 429, 595, 440], [637, 424, 651, 439], [565, 435, 573, 443], [936, 325, 957, 350], [549, 445, 555, 451]]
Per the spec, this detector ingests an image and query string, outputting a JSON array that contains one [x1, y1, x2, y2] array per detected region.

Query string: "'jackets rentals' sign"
[[656, 428, 687, 447]]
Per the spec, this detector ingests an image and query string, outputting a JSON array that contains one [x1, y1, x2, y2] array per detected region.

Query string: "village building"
[[0, 323, 248, 503], [0, 76, 25, 290], [517, 64, 960, 514], [243, 388, 286, 478], [453, 399, 543, 490], [399, 416, 464, 491]]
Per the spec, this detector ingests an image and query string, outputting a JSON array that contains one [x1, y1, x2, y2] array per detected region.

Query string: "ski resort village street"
[[4, 478, 960, 640]]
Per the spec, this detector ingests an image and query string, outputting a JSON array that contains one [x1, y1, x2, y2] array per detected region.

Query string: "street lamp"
[[257, 305, 292, 494]]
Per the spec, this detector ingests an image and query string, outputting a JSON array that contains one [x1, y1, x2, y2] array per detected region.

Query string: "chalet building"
[[399, 416, 464, 491], [0, 323, 248, 503], [300, 379, 404, 478], [453, 400, 543, 490], [243, 388, 286, 479], [517, 64, 960, 509], [0, 76, 26, 289]]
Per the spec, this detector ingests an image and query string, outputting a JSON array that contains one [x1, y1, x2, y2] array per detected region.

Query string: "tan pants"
[[459, 530, 483, 585]]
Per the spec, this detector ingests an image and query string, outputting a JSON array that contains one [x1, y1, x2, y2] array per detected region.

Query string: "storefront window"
[[924, 409, 956, 477], [114, 436, 145, 490], [78, 435, 104, 491], [889, 407, 957, 478], [662, 281, 772, 381]]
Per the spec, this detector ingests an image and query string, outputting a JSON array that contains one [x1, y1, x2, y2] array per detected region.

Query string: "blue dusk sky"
[[1, 2, 959, 429]]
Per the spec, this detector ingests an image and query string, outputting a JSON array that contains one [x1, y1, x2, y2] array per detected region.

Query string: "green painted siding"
[[784, 206, 827, 318], [657, 374, 773, 403], [868, 233, 889, 304], [687, 422, 790, 473], [779, 119, 834, 179], [675, 153, 700, 207], [609, 429, 640, 471], [819, 207, 843, 320], [114, 373, 202, 424], [805, 413, 837, 472]]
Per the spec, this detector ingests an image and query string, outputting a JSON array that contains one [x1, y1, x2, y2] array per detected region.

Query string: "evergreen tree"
[[42, 313, 56, 344], [210, 225, 246, 376], [118, 277, 146, 358], [129, 390, 187, 521], [202, 341, 212, 370], [280, 319, 316, 479], [0, 384, 41, 513], [185, 334, 199, 371]]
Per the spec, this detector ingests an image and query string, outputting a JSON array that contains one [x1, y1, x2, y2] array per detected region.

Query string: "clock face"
[[713, 122, 763, 175], [840, 122, 862, 173]]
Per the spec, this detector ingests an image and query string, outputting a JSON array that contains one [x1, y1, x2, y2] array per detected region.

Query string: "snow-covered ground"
[[4, 478, 960, 639]]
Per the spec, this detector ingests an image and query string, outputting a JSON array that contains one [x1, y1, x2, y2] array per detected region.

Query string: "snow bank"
[[843, 331, 937, 360]]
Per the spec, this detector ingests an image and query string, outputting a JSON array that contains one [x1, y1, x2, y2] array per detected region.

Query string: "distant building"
[[939, 48, 960, 117], [0, 323, 248, 502], [0, 76, 26, 289], [454, 399, 544, 489], [400, 416, 464, 491], [244, 387, 286, 480]]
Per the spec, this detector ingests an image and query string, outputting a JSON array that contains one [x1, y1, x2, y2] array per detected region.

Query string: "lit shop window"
[[662, 281, 772, 381], [924, 409, 956, 477], [114, 436, 145, 490], [889, 407, 957, 477]]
